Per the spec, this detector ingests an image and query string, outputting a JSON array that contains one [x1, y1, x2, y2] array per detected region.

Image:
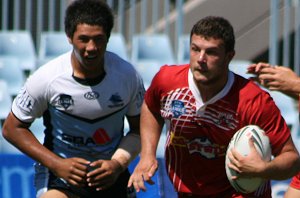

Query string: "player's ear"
[[227, 50, 235, 61], [67, 36, 72, 44]]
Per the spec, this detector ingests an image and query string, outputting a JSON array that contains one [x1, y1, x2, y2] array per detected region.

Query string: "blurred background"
[[0, 0, 299, 197]]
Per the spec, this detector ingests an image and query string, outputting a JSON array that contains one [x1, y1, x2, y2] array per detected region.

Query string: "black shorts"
[[47, 169, 136, 198]]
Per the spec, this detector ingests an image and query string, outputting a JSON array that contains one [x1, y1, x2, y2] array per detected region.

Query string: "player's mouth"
[[86, 54, 97, 60]]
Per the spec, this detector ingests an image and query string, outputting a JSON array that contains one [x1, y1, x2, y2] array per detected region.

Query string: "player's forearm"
[[111, 132, 141, 170], [262, 150, 300, 180], [3, 124, 62, 170], [288, 78, 300, 98], [265, 153, 300, 180], [139, 102, 164, 158]]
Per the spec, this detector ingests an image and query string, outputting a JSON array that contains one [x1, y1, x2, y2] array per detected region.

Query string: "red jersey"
[[290, 97, 300, 190], [290, 173, 300, 189], [144, 65, 291, 197]]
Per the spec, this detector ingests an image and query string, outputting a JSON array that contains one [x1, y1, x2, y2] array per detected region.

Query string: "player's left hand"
[[86, 159, 123, 190], [227, 138, 267, 179]]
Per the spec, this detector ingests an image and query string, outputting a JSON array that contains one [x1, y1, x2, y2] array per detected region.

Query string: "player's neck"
[[71, 52, 105, 79], [196, 77, 228, 102]]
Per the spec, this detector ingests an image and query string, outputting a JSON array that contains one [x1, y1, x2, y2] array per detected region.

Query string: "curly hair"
[[190, 16, 235, 52], [64, 0, 114, 40]]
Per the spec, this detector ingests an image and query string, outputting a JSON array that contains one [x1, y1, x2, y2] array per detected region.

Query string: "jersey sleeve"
[[126, 69, 145, 117], [12, 68, 50, 123], [144, 66, 166, 114], [242, 90, 291, 155]]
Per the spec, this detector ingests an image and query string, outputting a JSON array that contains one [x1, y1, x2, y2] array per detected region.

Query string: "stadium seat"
[[131, 34, 176, 65], [0, 80, 12, 121], [133, 60, 162, 89], [229, 59, 255, 79], [0, 56, 26, 97], [0, 31, 37, 74], [177, 34, 190, 64], [107, 33, 129, 61], [38, 31, 72, 67]]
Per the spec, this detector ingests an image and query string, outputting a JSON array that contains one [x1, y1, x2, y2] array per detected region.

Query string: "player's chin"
[[192, 72, 208, 82]]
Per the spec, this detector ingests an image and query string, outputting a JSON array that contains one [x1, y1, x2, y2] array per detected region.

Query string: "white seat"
[[38, 31, 72, 67], [107, 33, 129, 61], [0, 56, 26, 97], [229, 59, 255, 79], [134, 60, 162, 89], [177, 34, 190, 64], [0, 80, 12, 120], [131, 34, 176, 65], [0, 31, 37, 73]]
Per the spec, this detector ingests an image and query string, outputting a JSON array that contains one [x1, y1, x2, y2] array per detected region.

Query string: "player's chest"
[[48, 79, 130, 117]]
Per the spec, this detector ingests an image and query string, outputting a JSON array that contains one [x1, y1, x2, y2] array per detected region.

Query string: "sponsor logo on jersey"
[[108, 93, 124, 108], [62, 128, 111, 146], [187, 137, 226, 159], [93, 128, 111, 144], [84, 91, 99, 100], [171, 100, 186, 118], [170, 132, 226, 159], [58, 94, 74, 110]]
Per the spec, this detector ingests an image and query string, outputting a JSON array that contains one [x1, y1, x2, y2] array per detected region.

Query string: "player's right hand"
[[127, 156, 158, 192], [51, 157, 90, 187]]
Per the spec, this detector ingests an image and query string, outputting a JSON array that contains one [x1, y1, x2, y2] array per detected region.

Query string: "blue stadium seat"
[[0, 80, 12, 121], [133, 60, 162, 89], [38, 31, 72, 67], [131, 34, 176, 65], [0, 31, 37, 73], [107, 33, 129, 61], [0, 56, 26, 97], [229, 59, 255, 79], [177, 34, 190, 64]]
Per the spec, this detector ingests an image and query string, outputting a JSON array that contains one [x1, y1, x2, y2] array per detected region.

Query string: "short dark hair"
[[190, 16, 235, 52], [64, 0, 114, 39]]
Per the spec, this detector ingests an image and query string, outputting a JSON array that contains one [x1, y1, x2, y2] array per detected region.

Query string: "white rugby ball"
[[225, 125, 272, 193]]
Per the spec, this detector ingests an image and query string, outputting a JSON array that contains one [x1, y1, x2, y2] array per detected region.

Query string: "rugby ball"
[[225, 125, 272, 193]]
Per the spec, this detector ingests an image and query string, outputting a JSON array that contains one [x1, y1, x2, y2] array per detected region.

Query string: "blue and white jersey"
[[12, 51, 145, 161]]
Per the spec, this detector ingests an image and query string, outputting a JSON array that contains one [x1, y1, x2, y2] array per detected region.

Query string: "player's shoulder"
[[26, 52, 72, 86], [156, 64, 189, 79], [105, 51, 143, 85], [105, 51, 136, 73], [233, 73, 272, 100]]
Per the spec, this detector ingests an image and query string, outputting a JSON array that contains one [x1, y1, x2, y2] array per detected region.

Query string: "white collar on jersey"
[[188, 69, 234, 111]]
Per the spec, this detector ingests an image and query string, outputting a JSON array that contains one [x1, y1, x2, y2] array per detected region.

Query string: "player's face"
[[69, 24, 108, 74], [189, 34, 234, 86]]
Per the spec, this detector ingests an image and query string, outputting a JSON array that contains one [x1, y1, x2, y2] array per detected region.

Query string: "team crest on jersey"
[[171, 100, 186, 118], [108, 93, 124, 108], [58, 94, 74, 110]]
